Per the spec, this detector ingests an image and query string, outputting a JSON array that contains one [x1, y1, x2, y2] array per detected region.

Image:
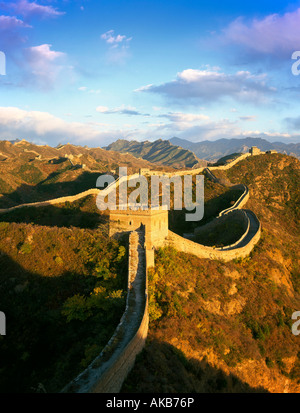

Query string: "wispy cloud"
[[96, 105, 149, 116], [284, 116, 300, 131], [0, 14, 31, 29], [78, 86, 101, 94], [101, 29, 132, 64], [239, 116, 256, 122], [0, 106, 296, 148], [219, 8, 300, 60], [137, 68, 276, 105], [159, 112, 210, 123], [0, 14, 31, 50], [101, 30, 132, 46], [1, 1, 65, 20]]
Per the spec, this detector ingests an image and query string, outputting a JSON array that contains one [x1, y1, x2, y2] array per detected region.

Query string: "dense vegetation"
[[0, 199, 127, 393]]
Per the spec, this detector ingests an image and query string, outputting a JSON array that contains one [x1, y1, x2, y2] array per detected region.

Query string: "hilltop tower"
[[109, 207, 168, 247], [249, 146, 261, 156]]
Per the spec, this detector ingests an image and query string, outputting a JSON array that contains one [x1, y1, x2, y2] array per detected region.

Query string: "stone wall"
[[0, 173, 140, 216], [109, 208, 169, 248], [141, 153, 251, 177], [209, 153, 251, 170], [167, 210, 261, 262], [0, 188, 101, 215], [194, 183, 249, 236], [218, 184, 249, 216], [167, 179, 261, 262], [61, 230, 149, 393]]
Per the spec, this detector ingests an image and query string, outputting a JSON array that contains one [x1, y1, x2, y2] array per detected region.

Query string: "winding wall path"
[[0, 152, 263, 392]]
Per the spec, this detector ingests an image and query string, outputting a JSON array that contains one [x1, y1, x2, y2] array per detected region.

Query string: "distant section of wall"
[[209, 153, 251, 170], [218, 185, 249, 216], [141, 153, 252, 178], [62, 230, 149, 393], [0, 173, 140, 216], [194, 183, 249, 237], [167, 175, 261, 262], [167, 210, 261, 262], [0, 188, 101, 215]]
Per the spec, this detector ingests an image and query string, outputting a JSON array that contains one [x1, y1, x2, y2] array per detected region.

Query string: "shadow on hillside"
[[0, 171, 109, 209], [169, 187, 244, 235], [121, 338, 269, 393], [0, 202, 109, 229], [0, 248, 127, 393]]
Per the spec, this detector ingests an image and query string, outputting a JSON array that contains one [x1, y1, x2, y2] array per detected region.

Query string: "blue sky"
[[1, 0, 300, 147]]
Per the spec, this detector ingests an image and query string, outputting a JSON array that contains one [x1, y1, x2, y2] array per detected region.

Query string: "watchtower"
[[109, 206, 168, 249], [249, 146, 261, 156]]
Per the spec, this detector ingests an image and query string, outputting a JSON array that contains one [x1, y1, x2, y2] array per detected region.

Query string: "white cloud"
[[239, 116, 256, 122], [137, 68, 276, 105], [220, 8, 300, 59], [0, 106, 297, 147], [22, 44, 68, 89], [79, 86, 101, 94], [0, 107, 121, 146]]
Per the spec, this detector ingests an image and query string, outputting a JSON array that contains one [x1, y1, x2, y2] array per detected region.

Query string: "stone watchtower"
[[109, 206, 169, 267], [249, 146, 261, 156]]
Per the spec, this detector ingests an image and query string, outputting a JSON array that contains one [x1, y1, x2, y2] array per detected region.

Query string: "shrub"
[[19, 242, 32, 254]]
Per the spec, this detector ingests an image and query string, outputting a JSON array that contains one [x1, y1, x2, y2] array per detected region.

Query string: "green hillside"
[[0, 198, 127, 393]]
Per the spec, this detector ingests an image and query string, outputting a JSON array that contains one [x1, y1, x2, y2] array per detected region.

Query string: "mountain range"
[[169, 137, 300, 162], [0, 139, 170, 208], [105, 139, 207, 169]]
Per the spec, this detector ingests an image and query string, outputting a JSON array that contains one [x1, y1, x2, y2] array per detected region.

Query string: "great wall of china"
[[0, 148, 268, 392]]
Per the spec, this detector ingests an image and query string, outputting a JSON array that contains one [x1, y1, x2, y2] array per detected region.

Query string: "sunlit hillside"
[[122, 153, 300, 393]]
